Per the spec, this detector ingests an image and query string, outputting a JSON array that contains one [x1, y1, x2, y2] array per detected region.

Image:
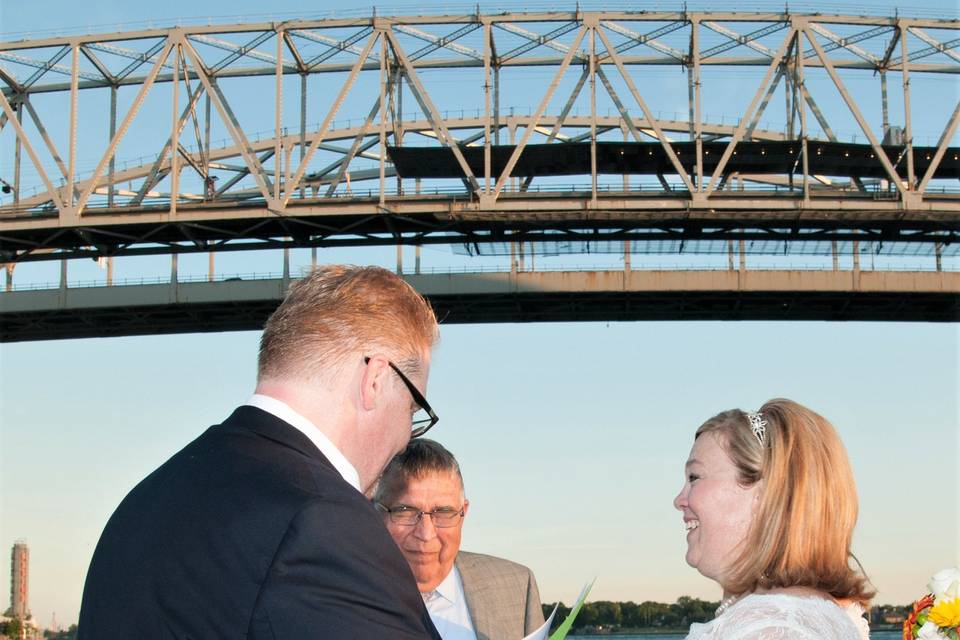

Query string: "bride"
[[674, 398, 873, 640]]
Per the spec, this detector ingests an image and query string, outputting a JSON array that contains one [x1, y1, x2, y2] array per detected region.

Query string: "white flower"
[[917, 620, 949, 640], [928, 567, 960, 604]]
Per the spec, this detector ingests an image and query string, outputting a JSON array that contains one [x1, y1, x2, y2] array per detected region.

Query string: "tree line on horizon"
[[541, 596, 914, 633], [0, 599, 914, 637], [542, 596, 720, 633]]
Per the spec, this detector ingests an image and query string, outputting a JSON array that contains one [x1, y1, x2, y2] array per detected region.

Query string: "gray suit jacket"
[[455, 551, 545, 640]]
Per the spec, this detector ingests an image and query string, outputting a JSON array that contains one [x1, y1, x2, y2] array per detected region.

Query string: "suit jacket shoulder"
[[456, 551, 545, 640], [79, 406, 439, 640]]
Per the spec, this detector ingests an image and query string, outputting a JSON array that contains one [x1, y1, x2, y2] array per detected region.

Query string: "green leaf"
[[548, 580, 596, 640]]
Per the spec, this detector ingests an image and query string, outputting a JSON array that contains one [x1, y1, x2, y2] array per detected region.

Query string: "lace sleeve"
[[711, 594, 861, 640], [726, 625, 820, 640], [719, 608, 821, 640]]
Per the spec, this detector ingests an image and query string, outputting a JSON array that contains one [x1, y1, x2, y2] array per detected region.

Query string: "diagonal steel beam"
[[520, 67, 589, 191], [808, 23, 881, 65], [803, 25, 908, 197], [181, 38, 275, 204], [701, 22, 787, 59], [492, 26, 587, 199], [799, 82, 838, 141], [73, 39, 176, 214], [215, 150, 275, 197], [891, 36, 960, 66], [385, 28, 480, 194], [282, 31, 306, 71], [880, 27, 902, 68], [88, 41, 177, 74], [596, 26, 694, 192], [209, 30, 275, 73], [0, 63, 21, 94], [704, 27, 796, 195], [0, 48, 101, 87], [131, 75, 208, 206], [600, 20, 686, 61], [189, 33, 298, 73], [311, 138, 381, 179], [0, 89, 65, 210], [802, 25, 890, 62], [701, 21, 776, 59], [498, 22, 583, 62], [294, 28, 376, 68], [284, 30, 381, 202], [397, 24, 483, 61], [21, 99, 71, 189], [115, 40, 168, 81], [917, 100, 960, 194], [596, 67, 646, 143], [744, 67, 784, 140], [910, 27, 960, 64], [325, 68, 395, 195], [79, 45, 115, 83]]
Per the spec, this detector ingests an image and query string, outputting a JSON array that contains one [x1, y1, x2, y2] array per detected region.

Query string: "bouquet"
[[904, 568, 960, 640]]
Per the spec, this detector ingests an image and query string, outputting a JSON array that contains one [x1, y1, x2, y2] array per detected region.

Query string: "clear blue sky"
[[1, 0, 958, 629]]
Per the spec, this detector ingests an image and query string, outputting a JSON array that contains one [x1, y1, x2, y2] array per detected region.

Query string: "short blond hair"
[[258, 265, 438, 381], [695, 398, 874, 605]]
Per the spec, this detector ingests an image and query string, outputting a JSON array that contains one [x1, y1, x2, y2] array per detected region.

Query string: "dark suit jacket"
[[78, 405, 441, 640]]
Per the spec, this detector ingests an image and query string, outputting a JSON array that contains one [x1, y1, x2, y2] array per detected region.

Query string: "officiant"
[[375, 439, 545, 640]]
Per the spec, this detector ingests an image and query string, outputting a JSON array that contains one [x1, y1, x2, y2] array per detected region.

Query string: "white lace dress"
[[685, 593, 870, 640]]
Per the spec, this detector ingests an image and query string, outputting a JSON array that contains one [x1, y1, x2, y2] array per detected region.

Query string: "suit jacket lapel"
[[456, 553, 494, 640]]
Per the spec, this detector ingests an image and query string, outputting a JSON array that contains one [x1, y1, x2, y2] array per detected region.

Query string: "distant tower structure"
[[8, 540, 30, 619]]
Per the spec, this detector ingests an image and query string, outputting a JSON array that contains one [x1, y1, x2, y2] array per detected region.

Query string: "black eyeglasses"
[[376, 503, 464, 528], [364, 356, 439, 438]]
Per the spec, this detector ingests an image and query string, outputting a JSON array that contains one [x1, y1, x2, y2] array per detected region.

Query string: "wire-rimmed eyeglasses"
[[364, 356, 439, 438], [376, 503, 465, 528]]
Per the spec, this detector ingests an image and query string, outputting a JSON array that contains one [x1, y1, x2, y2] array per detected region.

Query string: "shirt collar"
[[431, 564, 462, 605], [245, 394, 361, 493]]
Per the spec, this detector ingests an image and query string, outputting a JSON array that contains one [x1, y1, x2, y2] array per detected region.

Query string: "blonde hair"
[[695, 398, 874, 605], [258, 265, 438, 382]]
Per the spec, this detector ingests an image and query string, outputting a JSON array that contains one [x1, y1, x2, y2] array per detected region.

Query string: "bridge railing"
[[6, 260, 957, 293]]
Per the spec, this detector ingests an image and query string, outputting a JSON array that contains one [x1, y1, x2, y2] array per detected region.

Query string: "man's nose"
[[413, 513, 438, 540]]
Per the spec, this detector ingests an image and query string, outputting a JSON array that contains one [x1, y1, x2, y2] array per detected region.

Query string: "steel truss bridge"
[[1, 9, 958, 337]]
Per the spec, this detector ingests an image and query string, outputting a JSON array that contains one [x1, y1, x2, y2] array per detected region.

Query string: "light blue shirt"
[[423, 566, 477, 640]]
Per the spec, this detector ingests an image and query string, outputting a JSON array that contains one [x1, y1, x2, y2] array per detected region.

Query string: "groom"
[[79, 265, 442, 639]]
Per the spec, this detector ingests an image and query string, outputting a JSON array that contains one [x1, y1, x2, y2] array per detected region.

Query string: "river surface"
[[568, 631, 901, 639]]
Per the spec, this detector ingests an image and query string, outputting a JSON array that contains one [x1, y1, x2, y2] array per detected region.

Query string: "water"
[[568, 631, 901, 639]]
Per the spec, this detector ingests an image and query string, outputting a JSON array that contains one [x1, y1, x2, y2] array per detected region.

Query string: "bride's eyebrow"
[[685, 458, 702, 469]]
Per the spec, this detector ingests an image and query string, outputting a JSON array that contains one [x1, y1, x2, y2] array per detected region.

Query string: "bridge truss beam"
[[1, 10, 958, 264]]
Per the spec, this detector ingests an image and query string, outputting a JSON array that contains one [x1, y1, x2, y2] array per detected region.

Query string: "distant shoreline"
[[568, 624, 902, 635]]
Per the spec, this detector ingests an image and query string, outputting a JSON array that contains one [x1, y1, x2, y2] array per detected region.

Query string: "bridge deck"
[[2, 269, 956, 341]]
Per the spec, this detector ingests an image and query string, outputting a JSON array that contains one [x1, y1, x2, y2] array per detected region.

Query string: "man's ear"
[[360, 355, 390, 411], [461, 498, 470, 518]]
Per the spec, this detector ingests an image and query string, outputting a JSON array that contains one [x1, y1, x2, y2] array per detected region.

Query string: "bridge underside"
[[3, 270, 956, 342], [3, 198, 958, 263], [388, 141, 960, 180]]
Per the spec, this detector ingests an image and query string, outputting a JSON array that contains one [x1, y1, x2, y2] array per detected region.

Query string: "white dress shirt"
[[245, 394, 361, 493], [422, 566, 477, 640]]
